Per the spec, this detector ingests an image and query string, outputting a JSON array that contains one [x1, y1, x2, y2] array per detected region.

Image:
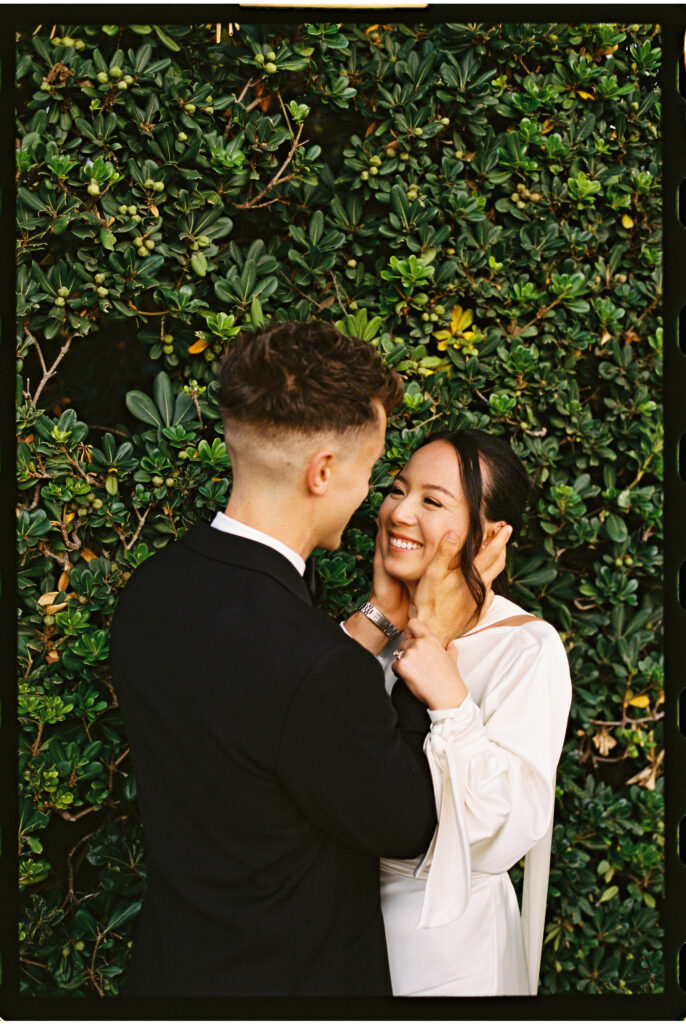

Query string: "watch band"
[[358, 601, 402, 641]]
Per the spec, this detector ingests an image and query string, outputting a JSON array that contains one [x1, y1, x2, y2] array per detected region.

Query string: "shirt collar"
[[210, 512, 306, 577]]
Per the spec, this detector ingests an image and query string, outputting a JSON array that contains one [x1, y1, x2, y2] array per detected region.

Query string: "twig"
[[233, 123, 303, 210], [30, 328, 73, 407], [237, 77, 257, 104], [123, 507, 149, 552], [31, 722, 44, 757], [58, 806, 98, 823], [89, 424, 130, 438], [329, 271, 348, 314], [277, 90, 293, 135], [65, 828, 99, 905]]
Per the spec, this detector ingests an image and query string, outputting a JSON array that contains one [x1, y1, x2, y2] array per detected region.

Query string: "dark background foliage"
[[16, 20, 662, 996]]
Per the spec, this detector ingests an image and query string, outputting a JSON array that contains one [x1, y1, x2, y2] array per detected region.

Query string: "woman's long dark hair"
[[417, 429, 535, 620]]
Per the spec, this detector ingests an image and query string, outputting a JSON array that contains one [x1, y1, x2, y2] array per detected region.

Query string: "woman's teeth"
[[389, 536, 422, 551]]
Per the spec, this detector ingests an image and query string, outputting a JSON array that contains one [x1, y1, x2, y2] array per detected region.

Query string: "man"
[[111, 321, 440, 997]]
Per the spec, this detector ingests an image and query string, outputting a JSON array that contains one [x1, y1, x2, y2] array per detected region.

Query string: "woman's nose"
[[390, 497, 416, 524]]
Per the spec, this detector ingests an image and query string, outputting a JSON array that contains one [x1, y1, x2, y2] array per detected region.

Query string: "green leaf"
[[191, 252, 208, 277], [103, 900, 142, 934], [125, 389, 163, 427], [605, 514, 628, 543], [100, 227, 116, 251], [153, 25, 181, 52], [152, 372, 174, 426]]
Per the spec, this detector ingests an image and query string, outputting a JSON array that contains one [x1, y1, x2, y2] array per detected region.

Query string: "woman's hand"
[[414, 525, 512, 646], [369, 529, 410, 631], [393, 618, 468, 711]]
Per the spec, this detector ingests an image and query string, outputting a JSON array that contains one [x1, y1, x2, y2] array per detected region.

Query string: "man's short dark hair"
[[216, 320, 403, 433]]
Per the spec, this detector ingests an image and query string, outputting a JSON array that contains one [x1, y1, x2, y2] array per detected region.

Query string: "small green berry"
[[94, 273, 106, 284], [266, 50, 276, 61], [75, 39, 85, 50], [348, 300, 358, 311], [255, 52, 265, 64], [97, 286, 109, 297], [50, 37, 61, 46], [399, 152, 410, 161], [203, 106, 214, 114], [369, 166, 379, 176], [118, 204, 128, 214], [360, 170, 369, 181], [264, 62, 278, 74], [145, 239, 155, 250], [369, 156, 382, 166], [96, 71, 109, 85], [190, 241, 199, 251], [124, 75, 134, 85], [440, 116, 450, 126], [127, 205, 137, 215], [55, 296, 66, 307], [143, 178, 154, 189], [429, 312, 438, 322], [92, 498, 103, 510], [40, 81, 51, 92], [109, 65, 122, 79], [133, 236, 143, 247], [163, 334, 174, 343], [435, 304, 445, 315], [421, 312, 430, 322], [347, 258, 357, 268], [185, 103, 196, 115], [131, 214, 142, 223], [58, 286, 70, 297], [163, 344, 174, 355], [165, 477, 174, 488], [177, 131, 188, 142], [152, 476, 164, 487], [414, 126, 423, 136], [197, 235, 211, 246], [152, 181, 164, 193], [44, 614, 56, 626], [87, 183, 100, 196]]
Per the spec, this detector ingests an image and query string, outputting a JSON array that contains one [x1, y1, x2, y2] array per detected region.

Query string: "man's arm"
[[276, 639, 436, 859]]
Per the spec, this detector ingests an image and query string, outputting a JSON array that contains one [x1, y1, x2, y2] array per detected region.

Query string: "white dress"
[[378, 594, 572, 996]]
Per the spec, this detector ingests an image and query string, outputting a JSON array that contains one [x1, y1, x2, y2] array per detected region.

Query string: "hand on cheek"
[[393, 618, 468, 710]]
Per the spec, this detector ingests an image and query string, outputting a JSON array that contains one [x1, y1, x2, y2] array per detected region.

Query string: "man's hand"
[[414, 524, 512, 646], [393, 618, 468, 711], [369, 529, 410, 631]]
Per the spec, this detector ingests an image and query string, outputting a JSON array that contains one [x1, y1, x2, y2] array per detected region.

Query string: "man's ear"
[[480, 520, 507, 550], [305, 449, 334, 496]]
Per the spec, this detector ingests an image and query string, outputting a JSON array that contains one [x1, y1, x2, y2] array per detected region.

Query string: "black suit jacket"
[[109, 521, 435, 997]]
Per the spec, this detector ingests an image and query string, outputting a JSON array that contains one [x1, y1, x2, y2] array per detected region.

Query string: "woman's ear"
[[305, 449, 334, 496], [480, 520, 507, 551]]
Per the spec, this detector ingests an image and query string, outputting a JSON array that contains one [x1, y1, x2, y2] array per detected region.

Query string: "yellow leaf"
[[58, 571, 70, 591], [577, 90, 595, 100], [47, 601, 68, 614], [45, 650, 60, 664], [365, 24, 379, 33], [38, 592, 59, 607], [81, 547, 97, 563], [188, 338, 209, 354], [621, 214, 634, 229], [65, 512, 75, 523], [150, 204, 159, 217], [628, 694, 650, 708]]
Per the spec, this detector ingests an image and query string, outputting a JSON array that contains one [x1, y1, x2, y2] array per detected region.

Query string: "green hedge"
[[16, 21, 663, 996]]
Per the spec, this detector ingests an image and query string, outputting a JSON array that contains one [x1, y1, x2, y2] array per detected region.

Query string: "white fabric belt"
[[380, 857, 490, 883]]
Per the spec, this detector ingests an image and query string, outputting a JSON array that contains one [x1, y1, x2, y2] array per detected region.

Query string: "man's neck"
[[224, 496, 315, 561]]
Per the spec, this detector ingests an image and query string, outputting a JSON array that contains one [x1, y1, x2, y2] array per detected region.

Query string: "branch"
[[123, 506, 149, 552], [232, 124, 304, 210], [29, 326, 73, 408]]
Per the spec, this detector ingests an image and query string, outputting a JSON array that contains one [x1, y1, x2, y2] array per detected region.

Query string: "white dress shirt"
[[210, 512, 306, 576]]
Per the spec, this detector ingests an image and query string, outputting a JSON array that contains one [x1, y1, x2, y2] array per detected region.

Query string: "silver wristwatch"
[[358, 601, 402, 641]]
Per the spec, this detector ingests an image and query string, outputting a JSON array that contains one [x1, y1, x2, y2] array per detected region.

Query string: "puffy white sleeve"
[[416, 624, 571, 928]]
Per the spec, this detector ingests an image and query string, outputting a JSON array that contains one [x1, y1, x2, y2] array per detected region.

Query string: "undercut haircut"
[[216, 320, 403, 434]]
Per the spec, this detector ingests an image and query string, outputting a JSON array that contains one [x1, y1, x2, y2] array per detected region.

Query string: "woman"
[[345, 429, 572, 996]]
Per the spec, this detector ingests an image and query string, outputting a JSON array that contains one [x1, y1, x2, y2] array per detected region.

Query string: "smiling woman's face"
[[378, 441, 473, 586]]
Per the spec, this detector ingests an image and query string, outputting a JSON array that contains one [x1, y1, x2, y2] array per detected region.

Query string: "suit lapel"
[[181, 520, 312, 605]]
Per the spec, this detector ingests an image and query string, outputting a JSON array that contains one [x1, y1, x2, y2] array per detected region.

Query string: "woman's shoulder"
[[471, 595, 567, 656]]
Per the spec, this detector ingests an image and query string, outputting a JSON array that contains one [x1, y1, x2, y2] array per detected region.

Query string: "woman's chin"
[[382, 553, 423, 583]]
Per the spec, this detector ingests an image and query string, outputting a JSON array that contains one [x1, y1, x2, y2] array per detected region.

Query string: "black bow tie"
[[304, 555, 326, 607]]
